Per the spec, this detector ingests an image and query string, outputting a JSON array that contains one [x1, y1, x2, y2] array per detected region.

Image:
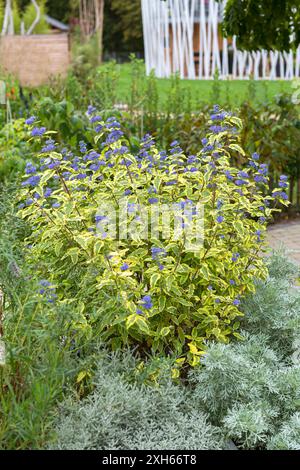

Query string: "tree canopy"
[[219, 0, 300, 52], [45, 0, 74, 23], [160, 0, 300, 52], [103, 0, 143, 54]]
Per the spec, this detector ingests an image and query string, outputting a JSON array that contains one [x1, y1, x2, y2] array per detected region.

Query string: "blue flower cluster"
[[25, 162, 37, 174], [25, 116, 36, 125], [272, 175, 289, 201], [41, 139, 56, 153], [151, 246, 166, 271], [279, 175, 288, 188], [137, 295, 153, 314], [120, 263, 129, 271], [31, 126, 46, 137], [20, 113, 130, 208], [22, 174, 40, 188], [39, 280, 57, 304], [232, 252, 240, 262], [21, 109, 289, 222]]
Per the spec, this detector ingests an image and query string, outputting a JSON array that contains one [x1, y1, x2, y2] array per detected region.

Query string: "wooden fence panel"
[[0, 34, 70, 87]]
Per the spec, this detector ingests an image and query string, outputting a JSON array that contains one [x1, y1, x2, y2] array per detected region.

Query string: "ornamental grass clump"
[[18, 107, 289, 366]]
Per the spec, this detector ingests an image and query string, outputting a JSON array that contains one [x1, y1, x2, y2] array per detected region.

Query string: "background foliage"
[[219, 0, 300, 52], [103, 0, 143, 57]]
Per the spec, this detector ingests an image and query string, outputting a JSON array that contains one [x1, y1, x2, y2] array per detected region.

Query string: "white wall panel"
[[141, 0, 300, 80]]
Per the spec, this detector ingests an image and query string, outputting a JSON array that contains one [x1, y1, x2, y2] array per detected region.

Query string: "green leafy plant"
[[87, 61, 120, 112], [17, 108, 289, 367], [0, 119, 31, 181], [32, 97, 89, 147], [2, 61, 297, 207], [71, 33, 101, 81], [0, 181, 77, 450]]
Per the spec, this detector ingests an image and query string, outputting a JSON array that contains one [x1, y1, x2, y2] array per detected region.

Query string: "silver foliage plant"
[[267, 413, 300, 450], [51, 253, 300, 450], [49, 352, 223, 450], [189, 252, 300, 449], [241, 250, 300, 357]]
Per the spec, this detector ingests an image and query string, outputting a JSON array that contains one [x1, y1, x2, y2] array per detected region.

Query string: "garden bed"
[[0, 61, 299, 450], [1, 104, 299, 450]]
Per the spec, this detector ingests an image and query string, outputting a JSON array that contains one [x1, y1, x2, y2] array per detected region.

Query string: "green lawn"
[[114, 62, 292, 110]]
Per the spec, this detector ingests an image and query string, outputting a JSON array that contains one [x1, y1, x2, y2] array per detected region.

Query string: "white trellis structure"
[[141, 0, 300, 80], [1, 0, 41, 35]]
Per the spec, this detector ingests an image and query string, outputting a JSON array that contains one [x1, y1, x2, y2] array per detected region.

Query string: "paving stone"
[[267, 221, 300, 265]]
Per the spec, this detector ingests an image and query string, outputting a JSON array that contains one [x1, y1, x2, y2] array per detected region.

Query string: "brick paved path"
[[267, 220, 300, 265]]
